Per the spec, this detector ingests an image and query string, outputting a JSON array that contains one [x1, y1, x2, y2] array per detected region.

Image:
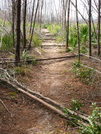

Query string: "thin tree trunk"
[[30, 0, 36, 34], [89, 0, 91, 56], [12, 0, 15, 48], [15, 0, 21, 66], [97, 0, 100, 56], [66, 0, 70, 49], [40, 0, 43, 31], [28, 0, 39, 50], [23, 0, 27, 50], [76, 0, 80, 61], [70, 1, 88, 25]]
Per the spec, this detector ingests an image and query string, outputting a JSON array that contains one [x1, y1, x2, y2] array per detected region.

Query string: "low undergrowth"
[[72, 61, 96, 86], [1, 34, 13, 51], [27, 33, 42, 48], [63, 99, 101, 134]]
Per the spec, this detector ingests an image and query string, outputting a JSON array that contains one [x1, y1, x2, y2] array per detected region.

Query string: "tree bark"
[[23, 0, 27, 50], [30, 0, 36, 34], [40, 0, 43, 31], [12, 0, 15, 48], [89, 0, 91, 57], [66, 0, 70, 49], [76, 0, 80, 61], [28, 0, 39, 50], [15, 0, 21, 66], [97, 0, 100, 56]]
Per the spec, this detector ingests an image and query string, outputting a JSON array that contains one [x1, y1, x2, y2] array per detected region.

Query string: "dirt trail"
[[1, 29, 98, 134]]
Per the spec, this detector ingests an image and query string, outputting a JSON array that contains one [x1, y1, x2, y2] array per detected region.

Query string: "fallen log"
[[81, 53, 101, 62], [0, 98, 12, 116], [42, 45, 65, 48], [81, 64, 101, 74], [0, 77, 89, 127], [0, 55, 78, 64], [0, 69, 89, 127]]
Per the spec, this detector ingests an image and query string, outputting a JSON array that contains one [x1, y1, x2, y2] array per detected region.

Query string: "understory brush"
[[27, 33, 42, 47], [79, 103, 101, 134], [71, 61, 98, 86], [63, 99, 101, 134], [1, 34, 13, 51], [14, 65, 30, 76], [47, 24, 62, 34]]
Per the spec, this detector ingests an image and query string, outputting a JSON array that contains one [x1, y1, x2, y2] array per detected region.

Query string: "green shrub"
[[72, 61, 95, 85], [5, 21, 11, 27], [14, 66, 29, 76], [70, 99, 83, 111], [79, 103, 101, 134], [27, 33, 42, 47], [32, 33, 42, 47], [47, 24, 62, 34], [1, 34, 13, 51], [41, 23, 48, 28], [0, 19, 2, 26]]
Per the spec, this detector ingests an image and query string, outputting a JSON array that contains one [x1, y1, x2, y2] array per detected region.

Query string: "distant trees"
[[0, 0, 101, 66]]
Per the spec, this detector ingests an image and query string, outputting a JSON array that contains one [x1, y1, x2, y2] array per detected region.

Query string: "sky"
[[0, 0, 97, 21]]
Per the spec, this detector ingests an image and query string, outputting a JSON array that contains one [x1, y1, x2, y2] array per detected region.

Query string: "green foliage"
[[79, 24, 88, 45], [41, 23, 48, 28], [21, 49, 32, 60], [0, 19, 2, 26], [32, 59, 37, 65], [55, 31, 66, 43], [14, 66, 29, 76], [5, 21, 11, 27], [47, 24, 62, 34], [65, 48, 71, 52], [27, 33, 42, 48], [32, 33, 42, 47], [8, 92, 16, 99], [68, 25, 78, 48], [70, 99, 83, 111], [72, 61, 81, 68], [72, 61, 95, 85], [80, 45, 88, 53], [79, 103, 101, 134], [1, 34, 13, 51]]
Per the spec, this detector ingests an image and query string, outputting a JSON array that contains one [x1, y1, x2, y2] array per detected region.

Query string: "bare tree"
[[66, 0, 70, 49], [40, 0, 44, 31], [89, 0, 91, 56], [12, 0, 15, 48], [76, 0, 80, 61], [28, 0, 39, 50], [15, 0, 21, 66], [30, 0, 36, 34], [97, 0, 100, 56], [23, 0, 27, 50]]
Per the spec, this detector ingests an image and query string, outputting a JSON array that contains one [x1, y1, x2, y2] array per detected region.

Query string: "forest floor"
[[0, 29, 101, 134]]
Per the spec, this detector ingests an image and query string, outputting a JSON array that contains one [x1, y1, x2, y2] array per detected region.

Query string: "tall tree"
[[97, 0, 100, 56], [66, 0, 70, 49], [30, 0, 36, 34], [12, 0, 15, 48], [40, 0, 43, 31], [15, 0, 21, 66], [89, 0, 91, 56], [28, 0, 39, 50], [76, 0, 80, 61], [23, 0, 27, 50]]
